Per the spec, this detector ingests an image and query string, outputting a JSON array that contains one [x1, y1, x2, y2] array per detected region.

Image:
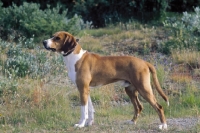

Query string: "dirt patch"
[[146, 117, 200, 132], [167, 117, 200, 131]]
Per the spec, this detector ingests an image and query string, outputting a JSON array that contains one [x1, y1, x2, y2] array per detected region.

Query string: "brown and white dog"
[[43, 31, 169, 129]]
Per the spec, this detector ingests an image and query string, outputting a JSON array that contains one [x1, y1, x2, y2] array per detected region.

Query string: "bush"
[[0, 36, 65, 79], [2, 0, 200, 27], [162, 7, 200, 54], [0, 2, 82, 40], [164, 7, 200, 34], [71, 0, 170, 26], [5, 57, 31, 78]]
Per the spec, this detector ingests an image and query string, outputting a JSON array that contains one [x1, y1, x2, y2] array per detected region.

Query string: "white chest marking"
[[63, 49, 86, 84]]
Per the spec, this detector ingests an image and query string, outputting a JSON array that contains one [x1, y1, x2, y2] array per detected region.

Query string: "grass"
[[78, 35, 104, 54], [0, 21, 200, 132], [0, 82, 200, 132], [78, 27, 122, 37], [1, 78, 199, 132], [77, 24, 157, 55], [171, 49, 200, 68]]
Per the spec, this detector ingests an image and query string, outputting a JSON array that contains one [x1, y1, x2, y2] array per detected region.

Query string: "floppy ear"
[[62, 34, 77, 53]]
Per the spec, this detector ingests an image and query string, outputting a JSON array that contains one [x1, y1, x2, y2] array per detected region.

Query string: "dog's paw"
[[74, 123, 85, 128], [159, 123, 167, 130], [85, 119, 94, 126], [124, 120, 136, 125]]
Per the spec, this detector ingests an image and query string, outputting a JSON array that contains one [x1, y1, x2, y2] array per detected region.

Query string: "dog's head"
[[43, 31, 79, 56]]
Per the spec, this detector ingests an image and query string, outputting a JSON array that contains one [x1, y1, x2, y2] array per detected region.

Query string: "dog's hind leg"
[[125, 85, 143, 124], [137, 84, 167, 129]]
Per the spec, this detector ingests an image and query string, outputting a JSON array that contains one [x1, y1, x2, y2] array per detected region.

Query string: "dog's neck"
[[62, 50, 74, 56], [62, 43, 82, 56], [73, 43, 82, 54], [62, 44, 86, 84]]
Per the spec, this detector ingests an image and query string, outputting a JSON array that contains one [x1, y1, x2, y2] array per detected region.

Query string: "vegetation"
[[0, 1, 84, 41], [163, 7, 200, 54], [0, 1, 200, 132], [1, 0, 200, 27]]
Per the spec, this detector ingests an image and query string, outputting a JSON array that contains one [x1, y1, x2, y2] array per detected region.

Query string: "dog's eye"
[[55, 37, 60, 40]]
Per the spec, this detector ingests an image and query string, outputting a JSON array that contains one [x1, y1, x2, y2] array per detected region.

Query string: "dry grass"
[[77, 25, 157, 55], [170, 74, 192, 83], [171, 49, 200, 68], [79, 35, 104, 53]]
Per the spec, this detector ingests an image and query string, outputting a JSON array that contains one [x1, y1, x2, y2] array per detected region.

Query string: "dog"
[[43, 31, 169, 129]]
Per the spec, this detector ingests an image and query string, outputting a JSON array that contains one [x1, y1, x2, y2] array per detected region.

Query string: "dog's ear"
[[62, 34, 77, 53]]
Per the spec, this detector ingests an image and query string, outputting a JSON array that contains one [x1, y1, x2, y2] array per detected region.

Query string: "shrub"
[[71, 0, 170, 26], [5, 57, 31, 78], [164, 7, 200, 34], [0, 2, 82, 40], [0, 36, 65, 79], [162, 7, 200, 54]]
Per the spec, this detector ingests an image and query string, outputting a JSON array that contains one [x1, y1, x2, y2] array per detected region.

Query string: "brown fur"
[[44, 31, 169, 125]]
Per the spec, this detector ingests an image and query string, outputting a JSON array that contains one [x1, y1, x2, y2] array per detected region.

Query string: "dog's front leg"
[[85, 95, 95, 126], [74, 102, 89, 128], [74, 86, 89, 128]]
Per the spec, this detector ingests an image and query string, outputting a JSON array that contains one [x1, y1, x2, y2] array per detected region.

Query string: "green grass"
[[0, 79, 199, 132], [78, 27, 122, 37]]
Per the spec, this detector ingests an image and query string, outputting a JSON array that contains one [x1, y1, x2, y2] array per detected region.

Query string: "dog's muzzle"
[[43, 40, 56, 52]]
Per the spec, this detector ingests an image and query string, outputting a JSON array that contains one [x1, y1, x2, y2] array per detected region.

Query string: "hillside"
[[0, 22, 200, 132]]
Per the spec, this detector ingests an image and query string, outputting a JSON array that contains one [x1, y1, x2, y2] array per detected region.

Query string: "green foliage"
[[71, 0, 171, 26], [181, 84, 200, 108], [5, 57, 31, 77], [0, 1, 3, 13], [158, 34, 188, 55], [0, 36, 65, 79], [0, 2, 81, 40], [164, 7, 200, 34], [2, 0, 200, 27], [0, 78, 17, 98], [3, 37, 34, 78], [162, 7, 200, 54]]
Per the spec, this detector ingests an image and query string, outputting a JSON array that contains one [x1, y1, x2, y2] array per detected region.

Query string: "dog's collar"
[[62, 47, 76, 57]]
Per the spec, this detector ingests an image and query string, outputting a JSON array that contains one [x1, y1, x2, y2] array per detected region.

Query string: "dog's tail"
[[147, 62, 169, 106]]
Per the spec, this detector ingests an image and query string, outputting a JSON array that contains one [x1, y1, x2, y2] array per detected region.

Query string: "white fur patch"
[[86, 95, 95, 126], [46, 39, 53, 48], [159, 123, 167, 130], [63, 49, 86, 84], [74, 95, 95, 128], [167, 101, 169, 106], [117, 80, 130, 87], [74, 103, 89, 128], [124, 120, 136, 125]]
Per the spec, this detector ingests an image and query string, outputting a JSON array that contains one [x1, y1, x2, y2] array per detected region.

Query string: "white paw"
[[85, 119, 94, 126], [159, 123, 167, 130], [74, 123, 85, 128], [124, 120, 136, 125]]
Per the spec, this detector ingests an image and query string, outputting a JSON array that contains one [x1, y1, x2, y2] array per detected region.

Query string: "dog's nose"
[[43, 40, 47, 46]]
